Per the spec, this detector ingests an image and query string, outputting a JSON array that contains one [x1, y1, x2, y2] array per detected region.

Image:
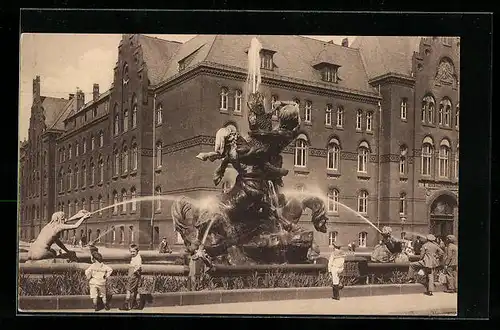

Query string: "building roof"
[[139, 34, 376, 94], [350, 36, 421, 80], [137, 35, 183, 85], [40, 96, 75, 131]]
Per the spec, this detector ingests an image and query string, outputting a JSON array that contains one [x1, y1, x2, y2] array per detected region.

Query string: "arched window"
[[234, 90, 242, 113], [123, 63, 129, 85], [155, 141, 162, 168], [400, 145, 408, 175], [91, 135, 95, 150], [98, 195, 103, 215], [455, 103, 459, 129], [399, 193, 407, 215], [356, 109, 363, 130], [294, 135, 308, 167], [422, 95, 435, 123], [122, 145, 129, 173], [75, 142, 79, 156], [114, 147, 119, 176], [113, 191, 118, 214], [336, 106, 344, 127], [131, 141, 138, 170], [114, 112, 119, 136], [357, 190, 368, 214], [357, 142, 369, 173], [358, 232, 368, 248], [82, 162, 87, 187], [68, 144, 72, 160], [123, 109, 129, 132], [112, 227, 116, 242], [67, 168, 72, 190], [439, 98, 452, 126], [366, 112, 373, 131], [82, 138, 87, 154], [325, 104, 332, 126], [89, 196, 94, 212], [304, 101, 312, 122], [99, 157, 104, 183], [155, 186, 162, 211], [121, 189, 127, 213], [156, 104, 162, 125], [59, 168, 64, 192], [132, 95, 138, 128], [327, 138, 340, 171], [75, 166, 79, 188], [455, 147, 459, 180], [438, 140, 451, 178], [130, 187, 137, 211], [220, 88, 228, 110], [90, 158, 95, 185], [328, 231, 338, 247], [327, 188, 339, 213], [421, 137, 434, 176], [400, 98, 408, 120], [99, 131, 104, 147]]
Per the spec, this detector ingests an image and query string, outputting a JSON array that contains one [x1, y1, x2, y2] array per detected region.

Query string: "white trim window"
[[156, 104, 163, 125], [421, 142, 433, 176], [356, 109, 363, 130], [131, 187, 137, 212], [357, 143, 369, 173], [131, 142, 138, 170], [357, 190, 368, 214], [325, 104, 332, 126], [455, 104, 459, 129], [234, 90, 242, 113], [400, 146, 408, 175], [358, 232, 368, 248], [328, 231, 338, 247], [99, 131, 104, 147], [327, 188, 339, 213], [438, 144, 450, 178], [400, 98, 407, 120], [366, 112, 373, 131], [114, 113, 119, 136], [294, 138, 308, 167], [304, 101, 312, 123], [123, 109, 129, 132], [220, 88, 228, 111], [399, 193, 407, 215], [155, 141, 162, 168], [327, 139, 340, 171], [155, 186, 162, 211], [132, 97, 138, 128], [336, 106, 344, 128]]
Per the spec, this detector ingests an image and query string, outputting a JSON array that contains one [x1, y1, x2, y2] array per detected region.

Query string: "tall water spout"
[[246, 37, 262, 94]]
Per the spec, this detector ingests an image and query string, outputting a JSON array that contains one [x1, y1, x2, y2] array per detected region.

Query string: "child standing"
[[328, 241, 346, 300], [84, 252, 113, 311], [119, 244, 143, 311]]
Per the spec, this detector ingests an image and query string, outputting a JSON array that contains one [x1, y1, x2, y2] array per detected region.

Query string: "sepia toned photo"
[[18, 33, 459, 316]]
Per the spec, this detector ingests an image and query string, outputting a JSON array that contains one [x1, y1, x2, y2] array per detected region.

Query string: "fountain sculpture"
[[171, 38, 329, 266]]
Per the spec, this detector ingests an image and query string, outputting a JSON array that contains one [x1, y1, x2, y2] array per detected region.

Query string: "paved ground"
[[31, 292, 457, 315]]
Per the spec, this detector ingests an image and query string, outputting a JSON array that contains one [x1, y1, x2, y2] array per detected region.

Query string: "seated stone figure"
[[27, 210, 91, 262]]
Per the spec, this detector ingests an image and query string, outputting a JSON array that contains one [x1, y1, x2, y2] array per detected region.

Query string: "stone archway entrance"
[[429, 193, 458, 240]]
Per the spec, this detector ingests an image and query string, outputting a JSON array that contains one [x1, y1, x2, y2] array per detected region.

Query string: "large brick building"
[[18, 35, 459, 250]]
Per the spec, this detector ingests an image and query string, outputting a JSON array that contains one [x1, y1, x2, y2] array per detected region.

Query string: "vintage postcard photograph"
[[18, 33, 459, 316]]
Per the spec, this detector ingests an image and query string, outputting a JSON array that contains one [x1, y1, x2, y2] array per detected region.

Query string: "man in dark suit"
[[407, 234, 445, 296], [443, 234, 458, 293]]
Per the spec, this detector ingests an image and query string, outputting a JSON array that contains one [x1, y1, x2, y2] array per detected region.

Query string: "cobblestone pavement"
[[32, 292, 457, 316]]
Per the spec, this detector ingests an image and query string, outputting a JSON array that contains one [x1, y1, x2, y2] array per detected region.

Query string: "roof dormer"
[[260, 49, 276, 71], [313, 50, 341, 83]]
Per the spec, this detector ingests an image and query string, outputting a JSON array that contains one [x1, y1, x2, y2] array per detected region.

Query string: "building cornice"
[[369, 72, 416, 88], [152, 62, 381, 105], [56, 115, 108, 142]]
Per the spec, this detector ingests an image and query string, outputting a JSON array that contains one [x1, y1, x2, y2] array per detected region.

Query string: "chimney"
[[69, 93, 75, 100], [93, 83, 99, 102], [32, 75, 40, 101], [341, 38, 349, 47], [76, 88, 85, 110]]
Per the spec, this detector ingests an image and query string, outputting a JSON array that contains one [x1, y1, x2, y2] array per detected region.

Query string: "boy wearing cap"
[[407, 234, 444, 296], [328, 241, 345, 300], [84, 252, 113, 311], [443, 235, 458, 293]]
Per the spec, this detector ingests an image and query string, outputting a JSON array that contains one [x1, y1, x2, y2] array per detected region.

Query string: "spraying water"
[[247, 37, 262, 94], [281, 189, 383, 234]]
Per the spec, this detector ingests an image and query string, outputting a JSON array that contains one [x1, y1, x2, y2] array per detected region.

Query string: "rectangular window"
[[401, 99, 407, 120], [337, 107, 344, 128], [366, 112, 373, 131], [325, 104, 332, 126], [260, 52, 273, 70], [305, 101, 312, 123]]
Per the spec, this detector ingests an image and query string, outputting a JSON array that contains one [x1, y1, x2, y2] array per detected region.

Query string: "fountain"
[[171, 38, 330, 266]]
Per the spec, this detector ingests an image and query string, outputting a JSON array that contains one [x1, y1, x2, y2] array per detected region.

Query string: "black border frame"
[[3, 9, 492, 323]]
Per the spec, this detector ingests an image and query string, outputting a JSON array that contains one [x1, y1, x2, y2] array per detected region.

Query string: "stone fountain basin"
[[19, 250, 184, 264]]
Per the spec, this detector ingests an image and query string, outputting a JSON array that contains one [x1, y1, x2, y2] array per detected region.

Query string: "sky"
[[19, 34, 354, 141]]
